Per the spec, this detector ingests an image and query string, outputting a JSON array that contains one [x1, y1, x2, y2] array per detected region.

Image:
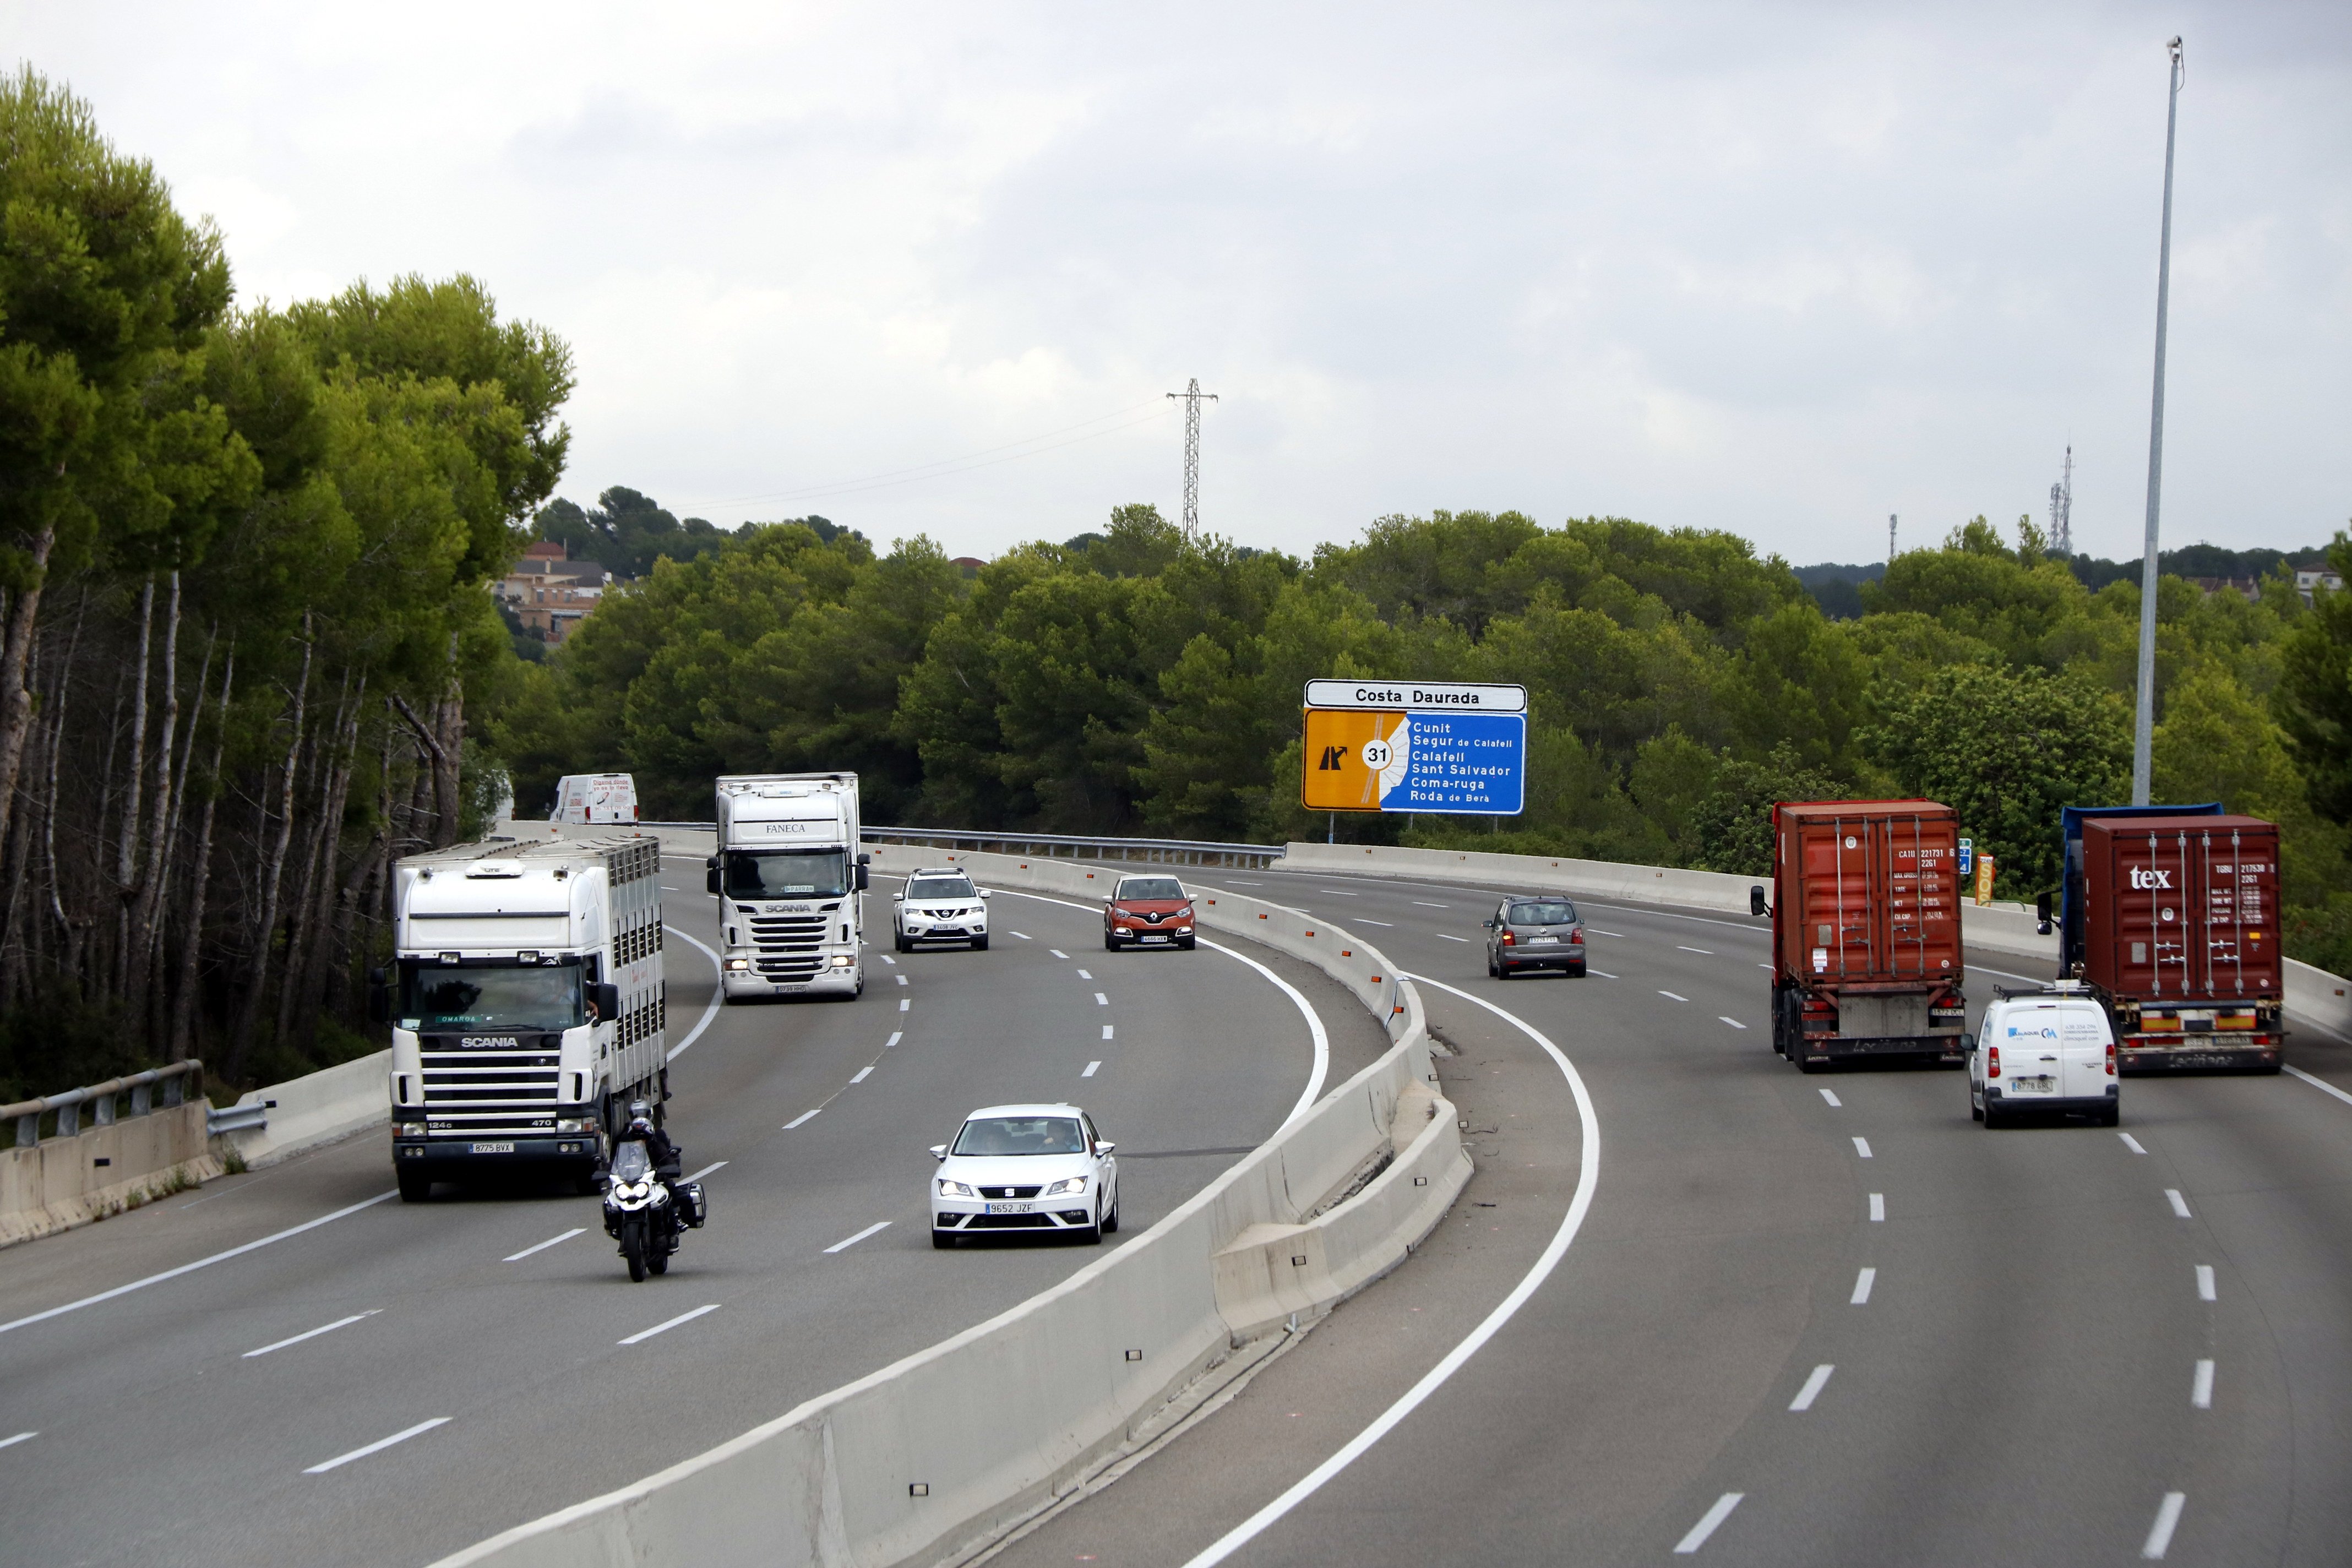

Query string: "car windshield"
[[1118, 878, 1186, 902], [399, 962, 581, 1031], [907, 878, 974, 901], [611, 1142, 652, 1182], [952, 1116, 1088, 1156], [723, 849, 848, 899], [1509, 901, 1578, 925]]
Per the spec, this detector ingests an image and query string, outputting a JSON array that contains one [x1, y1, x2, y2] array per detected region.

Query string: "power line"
[[1166, 379, 1218, 536]]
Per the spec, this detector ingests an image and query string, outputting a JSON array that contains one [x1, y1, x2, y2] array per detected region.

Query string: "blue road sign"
[[1368, 711, 1526, 816]]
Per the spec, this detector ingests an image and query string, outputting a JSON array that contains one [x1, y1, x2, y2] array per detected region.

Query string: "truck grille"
[[420, 1035, 564, 1136], [749, 913, 829, 982]]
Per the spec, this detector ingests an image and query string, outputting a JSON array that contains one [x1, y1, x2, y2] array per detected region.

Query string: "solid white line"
[[2196, 1265, 2216, 1302], [1678, 945, 1714, 955], [303, 1417, 450, 1474], [850, 1065, 874, 1084], [2285, 1063, 2352, 1108], [1095, 992, 1109, 1005], [1102, 1025, 1114, 1039], [1660, 990, 1688, 1001], [1050, 949, 1069, 959], [899, 999, 910, 1012], [885, 1031, 903, 1048], [1820, 1089, 1842, 1107], [1083, 1061, 1101, 1077], [1077, 968, 1093, 980], [244, 1310, 380, 1358], [1011, 931, 1031, 940], [1789, 1364, 1834, 1411], [1674, 1493, 1744, 1554], [0, 1431, 34, 1451], [784, 1109, 821, 1129], [618, 1304, 720, 1345], [2192, 1359, 2214, 1409], [0, 1190, 398, 1338], [1180, 972, 1599, 1568], [2121, 1132, 2149, 1154], [1437, 934, 1471, 943], [662, 925, 726, 1062], [824, 1221, 891, 1254], [1869, 1193, 1885, 1222], [504, 1228, 585, 1262], [2144, 1492, 2186, 1558], [1851, 1267, 1876, 1304], [2166, 1189, 2193, 1218], [1852, 1136, 1872, 1159], [1720, 1016, 1747, 1030], [682, 1161, 726, 1184]]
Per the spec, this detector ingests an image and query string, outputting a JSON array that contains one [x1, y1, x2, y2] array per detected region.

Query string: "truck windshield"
[[723, 850, 849, 899], [399, 962, 582, 1032]]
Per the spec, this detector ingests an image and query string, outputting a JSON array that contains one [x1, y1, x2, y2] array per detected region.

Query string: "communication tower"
[[2050, 445, 2075, 556], [1166, 379, 1218, 536]]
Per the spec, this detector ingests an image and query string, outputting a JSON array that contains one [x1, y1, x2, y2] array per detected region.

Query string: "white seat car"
[[1970, 984, 2119, 1127], [930, 1103, 1119, 1248], [894, 867, 990, 951]]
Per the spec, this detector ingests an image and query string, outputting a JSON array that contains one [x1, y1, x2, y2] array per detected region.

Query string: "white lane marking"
[[1317, 889, 1358, 896], [0, 1431, 34, 1451], [1678, 945, 1714, 955], [1103, 1025, 1114, 1039], [1756, 962, 1773, 970], [1674, 1494, 1744, 1554], [1050, 949, 1069, 960], [895, 974, 908, 987], [850, 1065, 874, 1084], [1851, 1267, 1876, 1304], [2143, 1492, 2186, 1558], [899, 999, 910, 1012], [1720, 1016, 1747, 1030], [2285, 1063, 2352, 1108], [824, 1221, 891, 1254], [1077, 968, 1093, 979], [618, 1304, 721, 1345], [885, 1031, 903, 1048], [682, 1161, 727, 1184], [660, 885, 682, 891], [1359, 918, 1395, 925], [1083, 1061, 1101, 1077], [784, 1109, 821, 1129], [1437, 933, 1471, 943], [1412, 901, 1450, 909], [1869, 1193, 1885, 1222], [2192, 1359, 2214, 1409], [1789, 1364, 1834, 1411], [1659, 990, 1688, 1001], [2196, 1265, 2216, 1302], [1181, 972, 1599, 1568], [1592, 930, 1626, 938], [1590, 970, 1619, 979], [303, 1417, 450, 1474], [1819, 1089, 1842, 1107], [503, 1228, 586, 1262], [880, 955, 896, 966], [2121, 1132, 2149, 1154], [1852, 1137, 1872, 1158], [244, 1310, 380, 1358], [1095, 992, 1109, 1005], [1231, 879, 1264, 885], [1012, 930, 1032, 940], [661, 925, 726, 1062], [0, 1190, 397, 1338], [2166, 1189, 2193, 1218]]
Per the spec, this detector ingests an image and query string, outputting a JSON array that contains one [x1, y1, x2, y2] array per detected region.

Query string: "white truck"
[[551, 772, 639, 824], [382, 835, 667, 1201], [708, 773, 869, 1002]]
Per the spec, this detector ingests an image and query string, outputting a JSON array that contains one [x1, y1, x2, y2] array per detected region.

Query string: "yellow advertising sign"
[[1974, 853, 1996, 906], [1301, 708, 1409, 810]]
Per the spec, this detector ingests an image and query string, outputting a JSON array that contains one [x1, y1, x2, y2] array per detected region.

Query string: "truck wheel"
[[398, 1169, 432, 1203]]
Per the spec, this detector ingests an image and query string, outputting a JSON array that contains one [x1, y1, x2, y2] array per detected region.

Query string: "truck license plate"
[[987, 1201, 1033, 1215], [2008, 1077, 2055, 1095], [471, 1141, 515, 1153]]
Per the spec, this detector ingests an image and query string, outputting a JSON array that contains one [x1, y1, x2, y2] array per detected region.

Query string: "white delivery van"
[[1969, 983, 2119, 1127], [551, 773, 639, 824]]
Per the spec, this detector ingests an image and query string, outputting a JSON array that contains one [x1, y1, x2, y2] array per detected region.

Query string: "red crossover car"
[[1103, 875, 1196, 951]]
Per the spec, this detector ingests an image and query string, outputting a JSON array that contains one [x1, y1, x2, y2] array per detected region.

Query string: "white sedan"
[[930, 1103, 1120, 1248]]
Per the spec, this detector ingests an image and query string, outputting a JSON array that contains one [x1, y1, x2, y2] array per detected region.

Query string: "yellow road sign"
[[1301, 709, 1409, 810]]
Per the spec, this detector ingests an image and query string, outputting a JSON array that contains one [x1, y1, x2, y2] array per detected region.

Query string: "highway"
[[0, 859, 1390, 1568], [993, 864, 2352, 1567]]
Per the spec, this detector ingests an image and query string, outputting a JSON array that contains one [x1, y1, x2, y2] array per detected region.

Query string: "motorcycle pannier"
[[677, 1181, 708, 1229]]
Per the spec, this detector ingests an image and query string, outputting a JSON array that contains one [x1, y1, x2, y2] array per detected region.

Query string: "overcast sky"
[[18, 1, 2350, 567]]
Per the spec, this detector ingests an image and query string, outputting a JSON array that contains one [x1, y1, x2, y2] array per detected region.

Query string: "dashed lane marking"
[[824, 1222, 891, 1255], [0, 1431, 34, 1451], [2166, 1189, 2193, 1218], [244, 1310, 381, 1358], [1103, 1025, 1114, 1039], [1788, 1364, 1834, 1411], [1659, 990, 1687, 1001], [1412, 901, 1450, 909], [885, 1032, 903, 1048], [304, 1417, 450, 1474], [900, 999, 910, 1012], [1869, 1193, 1885, 1222], [682, 1161, 727, 1183], [784, 1110, 821, 1130], [1674, 1494, 1744, 1554], [618, 1304, 720, 1345], [1360, 918, 1395, 925], [1011, 931, 1032, 940], [1589, 970, 1618, 979], [1438, 934, 1471, 943], [1678, 945, 1713, 955], [1851, 1267, 1876, 1304], [1852, 1136, 1872, 1158], [2192, 1359, 2214, 1409], [1050, 949, 1069, 960], [1077, 969, 1093, 979], [2121, 1133, 2149, 1154], [2143, 1493, 2186, 1559], [1095, 993, 1109, 1005], [2196, 1265, 2215, 1302], [1083, 1061, 1101, 1077], [1819, 1089, 1841, 1107], [503, 1229, 585, 1262], [850, 1065, 874, 1084], [1720, 1016, 1747, 1030]]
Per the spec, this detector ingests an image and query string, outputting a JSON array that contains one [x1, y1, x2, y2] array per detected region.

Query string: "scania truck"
[[384, 834, 667, 1201], [709, 773, 869, 1002]]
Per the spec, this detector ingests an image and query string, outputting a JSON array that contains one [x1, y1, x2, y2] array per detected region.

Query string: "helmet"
[[628, 1100, 652, 1119], [628, 1115, 654, 1135]]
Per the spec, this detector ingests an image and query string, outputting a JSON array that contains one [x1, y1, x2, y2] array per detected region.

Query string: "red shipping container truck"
[[1763, 799, 1968, 1071], [2075, 813, 2284, 1072]]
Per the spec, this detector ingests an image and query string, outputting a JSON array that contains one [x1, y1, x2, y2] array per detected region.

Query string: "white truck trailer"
[[383, 835, 667, 1201], [708, 773, 869, 1002]]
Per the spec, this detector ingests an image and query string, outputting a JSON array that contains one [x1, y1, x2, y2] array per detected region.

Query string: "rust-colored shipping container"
[[1765, 799, 1967, 1070], [2077, 813, 2284, 1071]]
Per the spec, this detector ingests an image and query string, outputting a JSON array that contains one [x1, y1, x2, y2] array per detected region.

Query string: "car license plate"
[[1528, 935, 1556, 944], [471, 1141, 515, 1153], [2008, 1077, 2055, 1094], [1142, 934, 1167, 943], [986, 1201, 1033, 1215]]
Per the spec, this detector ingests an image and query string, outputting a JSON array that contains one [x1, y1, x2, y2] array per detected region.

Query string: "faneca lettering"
[[2130, 867, 2175, 890]]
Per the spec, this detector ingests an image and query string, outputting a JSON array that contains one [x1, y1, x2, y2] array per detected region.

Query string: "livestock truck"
[[709, 773, 869, 1002], [2050, 805, 2285, 1073], [1761, 799, 1968, 1071], [383, 834, 668, 1201]]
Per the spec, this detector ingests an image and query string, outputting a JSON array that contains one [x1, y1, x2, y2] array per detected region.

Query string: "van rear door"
[[1996, 1004, 2065, 1104], [2057, 1002, 2114, 1102]]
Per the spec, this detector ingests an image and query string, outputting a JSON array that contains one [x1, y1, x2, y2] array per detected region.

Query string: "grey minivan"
[[1484, 897, 1587, 979]]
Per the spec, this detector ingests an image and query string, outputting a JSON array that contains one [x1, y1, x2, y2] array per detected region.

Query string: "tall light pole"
[[2131, 37, 2186, 805]]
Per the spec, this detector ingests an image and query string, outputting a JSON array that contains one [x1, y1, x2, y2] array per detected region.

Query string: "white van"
[[1969, 985, 2119, 1127], [551, 774, 639, 825]]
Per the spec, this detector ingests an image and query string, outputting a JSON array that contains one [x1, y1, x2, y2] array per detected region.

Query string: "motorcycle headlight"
[[1042, 1176, 1087, 1196], [938, 1179, 974, 1197]]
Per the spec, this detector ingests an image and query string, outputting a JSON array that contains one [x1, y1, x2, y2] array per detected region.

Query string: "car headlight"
[[1112, 907, 1132, 918], [1176, 925, 1192, 933], [938, 1179, 974, 1197], [1042, 1176, 1087, 1196]]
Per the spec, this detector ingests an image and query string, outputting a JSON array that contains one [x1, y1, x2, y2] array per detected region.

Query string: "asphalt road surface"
[[0, 860, 1387, 1568], [992, 864, 2352, 1568]]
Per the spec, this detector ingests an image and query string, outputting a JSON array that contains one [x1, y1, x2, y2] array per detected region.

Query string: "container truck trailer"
[[1761, 799, 1968, 1071], [708, 773, 869, 1001]]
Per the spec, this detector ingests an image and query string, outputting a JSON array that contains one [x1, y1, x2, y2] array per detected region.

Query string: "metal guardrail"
[[4, 1060, 203, 1150], [206, 1102, 271, 1136], [632, 821, 1287, 870]]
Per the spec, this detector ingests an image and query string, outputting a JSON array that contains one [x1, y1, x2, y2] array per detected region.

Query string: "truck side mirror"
[[2035, 891, 2053, 935], [1749, 886, 1770, 918], [592, 982, 621, 1021], [367, 982, 389, 1024], [856, 863, 870, 891], [706, 868, 722, 896]]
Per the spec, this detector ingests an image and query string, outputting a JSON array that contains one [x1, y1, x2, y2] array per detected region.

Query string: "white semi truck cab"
[[710, 773, 868, 1002], [382, 835, 667, 1201]]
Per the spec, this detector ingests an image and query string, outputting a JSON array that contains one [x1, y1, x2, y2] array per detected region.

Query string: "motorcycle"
[[599, 1140, 707, 1281]]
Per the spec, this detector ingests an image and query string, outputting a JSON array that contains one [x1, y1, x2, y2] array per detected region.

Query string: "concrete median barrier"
[[215, 1048, 392, 1171]]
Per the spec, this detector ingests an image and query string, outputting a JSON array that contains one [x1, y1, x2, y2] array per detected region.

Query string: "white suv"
[[894, 868, 990, 951], [1970, 984, 2119, 1127]]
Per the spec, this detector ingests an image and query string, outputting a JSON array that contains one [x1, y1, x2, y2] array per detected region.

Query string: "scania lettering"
[[383, 835, 667, 1201], [710, 773, 868, 1001]]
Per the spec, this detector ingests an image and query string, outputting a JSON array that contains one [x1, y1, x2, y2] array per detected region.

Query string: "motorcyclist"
[[609, 1101, 681, 1181]]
